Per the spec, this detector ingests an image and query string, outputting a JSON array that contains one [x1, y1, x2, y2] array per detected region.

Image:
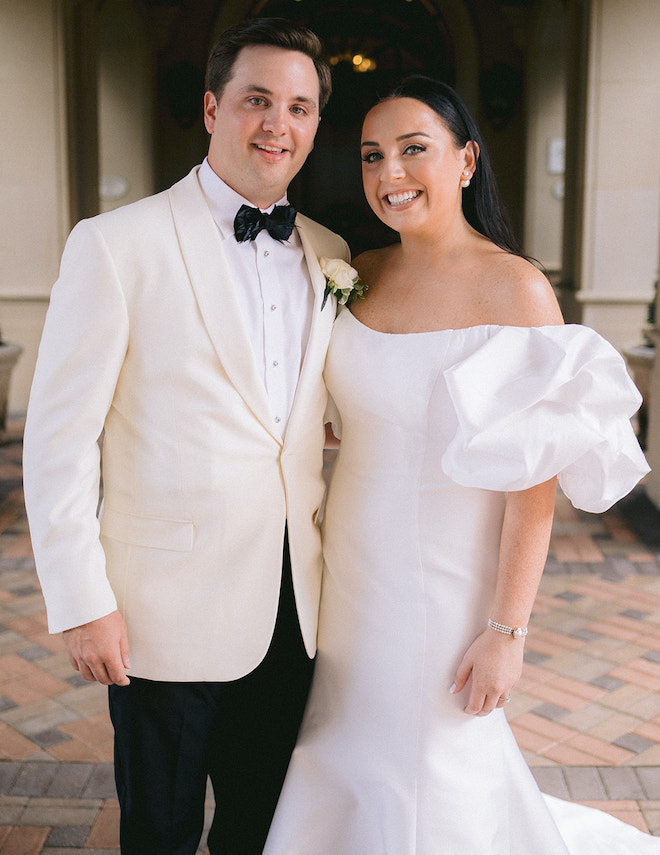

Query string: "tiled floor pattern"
[[2, 423, 660, 850]]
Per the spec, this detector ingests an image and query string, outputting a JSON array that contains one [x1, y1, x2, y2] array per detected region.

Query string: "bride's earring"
[[460, 170, 471, 189]]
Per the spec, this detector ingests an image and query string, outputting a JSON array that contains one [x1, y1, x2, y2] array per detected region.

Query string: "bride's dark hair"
[[384, 75, 521, 257]]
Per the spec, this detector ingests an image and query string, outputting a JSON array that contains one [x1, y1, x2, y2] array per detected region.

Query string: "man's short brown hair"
[[205, 18, 332, 111]]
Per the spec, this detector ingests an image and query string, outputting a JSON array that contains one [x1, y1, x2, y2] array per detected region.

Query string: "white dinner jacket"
[[23, 166, 350, 682]]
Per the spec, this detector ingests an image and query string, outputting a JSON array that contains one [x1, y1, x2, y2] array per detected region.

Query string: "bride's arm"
[[450, 476, 557, 716]]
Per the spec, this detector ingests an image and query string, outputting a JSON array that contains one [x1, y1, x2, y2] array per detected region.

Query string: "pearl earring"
[[461, 171, 471, 189]]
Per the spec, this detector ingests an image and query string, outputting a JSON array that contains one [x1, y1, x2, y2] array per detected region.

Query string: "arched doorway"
[[257, 0, 457, 252], [154, 0, 526, 254], [203, 0, 458, 253]]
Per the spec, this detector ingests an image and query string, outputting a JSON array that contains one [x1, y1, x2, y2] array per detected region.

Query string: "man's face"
[[204, 45, 321, 208]]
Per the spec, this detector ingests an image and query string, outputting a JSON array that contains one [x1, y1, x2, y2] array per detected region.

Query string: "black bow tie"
[[233, 204, 297, 243]]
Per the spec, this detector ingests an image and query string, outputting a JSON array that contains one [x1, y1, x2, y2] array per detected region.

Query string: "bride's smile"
[[385, 189, 422, 207]]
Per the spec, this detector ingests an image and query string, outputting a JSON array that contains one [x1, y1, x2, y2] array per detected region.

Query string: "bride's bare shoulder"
[[352, 245, 398, 283], [480, 250, 564, 327]]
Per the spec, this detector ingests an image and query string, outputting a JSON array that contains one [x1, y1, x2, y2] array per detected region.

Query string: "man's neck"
[[205, 159, 285, 211]]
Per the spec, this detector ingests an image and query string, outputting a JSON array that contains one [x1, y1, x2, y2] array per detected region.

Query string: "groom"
[[23, 18, 348, 855]]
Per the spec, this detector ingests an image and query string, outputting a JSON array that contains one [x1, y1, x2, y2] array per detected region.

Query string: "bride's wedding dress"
[[265, 313, 656, 854]]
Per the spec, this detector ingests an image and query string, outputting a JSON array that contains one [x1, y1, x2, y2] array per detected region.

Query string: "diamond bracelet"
[[487, 618, 528, 639]]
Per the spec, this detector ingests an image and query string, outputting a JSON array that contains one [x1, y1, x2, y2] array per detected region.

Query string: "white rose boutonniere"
[[320, 257, 368, 310]]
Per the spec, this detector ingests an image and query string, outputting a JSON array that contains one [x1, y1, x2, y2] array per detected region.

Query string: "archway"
[[153, 0, 527, 253], [250, 0, 459, 252]]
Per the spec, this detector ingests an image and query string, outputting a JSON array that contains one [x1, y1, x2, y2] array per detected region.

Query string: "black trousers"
[[108, 537, 314, 855]]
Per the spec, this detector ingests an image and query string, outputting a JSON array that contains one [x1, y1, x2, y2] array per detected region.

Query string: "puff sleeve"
[[440, 325, 649, 512]]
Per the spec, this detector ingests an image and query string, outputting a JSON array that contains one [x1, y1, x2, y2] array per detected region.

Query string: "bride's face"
[[360, 97, 475, 235]]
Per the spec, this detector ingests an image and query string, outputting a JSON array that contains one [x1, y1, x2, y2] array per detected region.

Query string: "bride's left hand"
[[450, 630, 524, 716]]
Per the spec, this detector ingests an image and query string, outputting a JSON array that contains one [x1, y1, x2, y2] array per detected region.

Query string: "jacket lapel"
[[286, 217, 336, 439], [168, 169, 276, 435]]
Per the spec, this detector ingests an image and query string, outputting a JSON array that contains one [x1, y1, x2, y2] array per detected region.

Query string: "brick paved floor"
[[2, 421, 660, 851]]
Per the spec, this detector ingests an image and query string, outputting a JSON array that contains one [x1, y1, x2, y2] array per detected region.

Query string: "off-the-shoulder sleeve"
[[441, 325, 650, 512]]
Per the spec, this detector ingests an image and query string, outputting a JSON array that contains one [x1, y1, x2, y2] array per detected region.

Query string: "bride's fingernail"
[[449, 683, 457, 694]]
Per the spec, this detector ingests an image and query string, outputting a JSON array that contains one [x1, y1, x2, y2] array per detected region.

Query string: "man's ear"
[[203, 91, 218, 135]]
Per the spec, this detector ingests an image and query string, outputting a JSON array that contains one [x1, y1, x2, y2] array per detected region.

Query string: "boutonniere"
[[320, 257, 367, 310]]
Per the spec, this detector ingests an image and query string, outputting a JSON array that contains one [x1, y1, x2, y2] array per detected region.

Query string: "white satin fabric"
[[441, 324, 649, 511], [264, 315, 655, 854]]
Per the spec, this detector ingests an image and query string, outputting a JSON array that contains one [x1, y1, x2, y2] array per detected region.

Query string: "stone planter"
[[0, 342, 23, 442]]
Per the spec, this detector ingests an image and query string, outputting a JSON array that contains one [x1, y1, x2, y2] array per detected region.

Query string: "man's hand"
[[63, 610, 131, 686]]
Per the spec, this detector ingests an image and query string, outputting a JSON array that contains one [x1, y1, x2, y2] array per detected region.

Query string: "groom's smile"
[[254, 143, 287, 154], [251, 140, 290, 164]]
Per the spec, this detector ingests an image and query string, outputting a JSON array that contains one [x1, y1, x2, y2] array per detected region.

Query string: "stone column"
[[560, 0, 660, 352]]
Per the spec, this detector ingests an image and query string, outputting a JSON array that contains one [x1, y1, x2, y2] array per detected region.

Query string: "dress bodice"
[[325, 310, 649, 512]]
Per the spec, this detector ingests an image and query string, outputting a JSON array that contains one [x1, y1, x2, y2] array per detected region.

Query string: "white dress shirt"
[[198, 158, 314, 436]]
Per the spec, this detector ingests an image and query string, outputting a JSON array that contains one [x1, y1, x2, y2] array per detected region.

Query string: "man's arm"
[[24, 219, 130, 677]]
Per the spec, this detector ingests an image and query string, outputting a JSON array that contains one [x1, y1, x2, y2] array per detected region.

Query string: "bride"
[[264, 76, 656, 853]]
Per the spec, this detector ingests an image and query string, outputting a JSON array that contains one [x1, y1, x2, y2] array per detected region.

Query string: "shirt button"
[[264, 250, 270, 257], [274, 416, 281, 423], [273, 360, 279, 367], [271, 304, 277, 311]]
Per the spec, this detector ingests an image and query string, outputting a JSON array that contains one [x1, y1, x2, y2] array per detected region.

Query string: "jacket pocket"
[[100, 507, 194, 552]]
